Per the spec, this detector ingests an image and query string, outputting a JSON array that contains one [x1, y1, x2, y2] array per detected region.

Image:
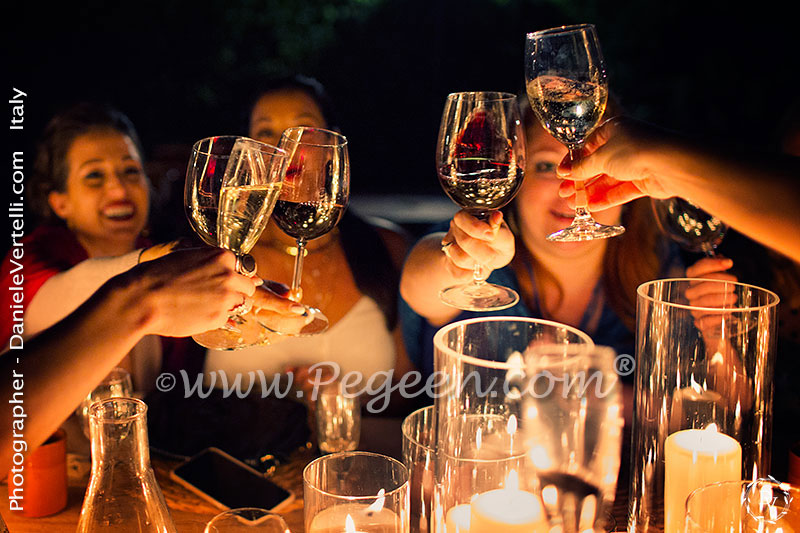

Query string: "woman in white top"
[[203, 75, 414, 386]]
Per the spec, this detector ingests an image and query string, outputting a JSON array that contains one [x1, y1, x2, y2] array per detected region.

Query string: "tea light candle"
[[469, 487, 546, 533], [445, 504, 472, 533], [664, 425, 742, 533], [308, 503, 400, 533]]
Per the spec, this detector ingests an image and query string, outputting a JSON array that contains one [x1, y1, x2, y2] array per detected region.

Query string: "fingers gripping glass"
[[184, 136, 288, 350], [272, 126, 350, 336], [525, 23, 625, 241], [436, 91, 526, 311]]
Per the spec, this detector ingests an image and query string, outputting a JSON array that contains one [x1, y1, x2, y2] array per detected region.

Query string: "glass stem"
[[472, 210, 490, 284], [569, 147, 593, 221], [290, 239, 306, 302]]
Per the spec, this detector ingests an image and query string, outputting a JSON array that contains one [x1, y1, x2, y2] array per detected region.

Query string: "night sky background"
[[6, 0, 800, 243]]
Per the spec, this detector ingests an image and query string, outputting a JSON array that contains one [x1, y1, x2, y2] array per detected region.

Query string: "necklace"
[[263, 230, 339, 257]]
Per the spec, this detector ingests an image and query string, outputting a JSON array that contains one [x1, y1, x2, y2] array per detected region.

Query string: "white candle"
[[445, 504, 472, 533], [308, 503, 401, 533], [469, 488, 547, 533], [664, 426, 742, 533]]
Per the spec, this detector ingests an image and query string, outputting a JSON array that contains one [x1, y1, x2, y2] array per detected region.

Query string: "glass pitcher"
[[77, 397, 176, 532]]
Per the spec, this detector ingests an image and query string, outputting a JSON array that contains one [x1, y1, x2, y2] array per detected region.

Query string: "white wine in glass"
[[525, 23, 625, 242], [184, 136, 287, 350]]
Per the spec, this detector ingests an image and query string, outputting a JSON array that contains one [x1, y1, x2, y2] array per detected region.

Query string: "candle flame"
[[475, 426, 483, 450], [529, 445, 553, 469], [366, 488, 385, 513], [542, 485, 558, 506], [704, 423, 719, 433], [507, 415, 518, 435], [710, 351, 724, 366], [345, 514, 356, 533], [505, 469, 520, 490]]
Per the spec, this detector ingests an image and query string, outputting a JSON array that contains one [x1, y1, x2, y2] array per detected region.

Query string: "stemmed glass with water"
[[525, 24, 625, 241], [184, 136, 288, 349], [272, 126, 350, 336], [436, 91, 526, 311]]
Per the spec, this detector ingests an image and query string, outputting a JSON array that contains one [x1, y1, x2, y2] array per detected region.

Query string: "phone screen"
[[171, 448, 293, 511]]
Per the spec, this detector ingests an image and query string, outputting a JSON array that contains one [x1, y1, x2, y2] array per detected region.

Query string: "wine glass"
[[205, 508, 291, 533], [77, 367, 133, 438], [651, 197, 727, 256], [184, 136, 288, 350], [436, 91, 526, 311], [273, 126, 349, 336], [525, 23, 625, 241]]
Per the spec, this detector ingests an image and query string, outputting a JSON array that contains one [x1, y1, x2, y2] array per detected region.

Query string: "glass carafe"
[[77, 397, 176, 532]]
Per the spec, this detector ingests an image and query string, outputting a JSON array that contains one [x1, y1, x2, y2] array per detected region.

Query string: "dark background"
[[6, 0, 800, 242]]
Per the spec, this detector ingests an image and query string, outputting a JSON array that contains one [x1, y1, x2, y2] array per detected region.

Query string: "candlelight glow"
[[542, 485, 558, 507], [507, 415, 518, 436], [505, 469, 519, 490], [529, 445, 553, 469]]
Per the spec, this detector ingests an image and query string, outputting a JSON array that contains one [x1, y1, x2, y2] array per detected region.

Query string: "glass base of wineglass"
[[258, 304, 329, 337], [440, 282, 519, 312], [546, 212, 625, 242], [192, 314, 271, 350]]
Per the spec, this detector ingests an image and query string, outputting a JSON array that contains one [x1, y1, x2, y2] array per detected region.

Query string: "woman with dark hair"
[[203, 75, 415, 386], [1, 103, 159, 381]]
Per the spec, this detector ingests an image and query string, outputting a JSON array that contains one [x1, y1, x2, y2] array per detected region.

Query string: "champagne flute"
[[273, 126, 349, 336], [525, 24, 625, 241], [436, 91, 526, 311], [184, 136, 287, 350], [651, 197, 727, 256]]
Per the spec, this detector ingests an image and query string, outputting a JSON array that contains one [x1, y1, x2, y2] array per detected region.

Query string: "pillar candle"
[[664, 426, 742, 533], [469, 488, 547, 533]]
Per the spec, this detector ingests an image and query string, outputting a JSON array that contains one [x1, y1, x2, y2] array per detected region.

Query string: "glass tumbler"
[[431, 316, 593, 533], [685, 480, 800, 533], [629, 279, 779, 533], [303, 451, 409, 533], [402, 405, 436, 533]]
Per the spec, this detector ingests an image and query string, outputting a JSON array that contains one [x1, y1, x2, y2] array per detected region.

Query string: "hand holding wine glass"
[[184, 136, 288, 349], [273, 126, 350, 336], [525, 23, 624, 241], [436, 91, 526, 311]]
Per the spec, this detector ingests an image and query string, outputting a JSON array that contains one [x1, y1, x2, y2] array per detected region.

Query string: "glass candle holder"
[[402, 405, 436, 533], [629, 279, 779, 533], [431, 317, 593, 533], [685, 480, 800, 533], [303, 451, 409, 533], [205, 507, 292, 533]]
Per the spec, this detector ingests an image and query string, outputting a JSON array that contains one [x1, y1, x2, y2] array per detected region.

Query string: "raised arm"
[[400, 210, 514, 325], [0, 247, 258, 472], [557, 116, 800, 261]]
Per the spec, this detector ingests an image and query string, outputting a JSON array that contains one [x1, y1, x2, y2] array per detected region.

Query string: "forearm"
[[0, 273, 153, 471], [645, 133, 800, 260], [399, 233, 466, 325]]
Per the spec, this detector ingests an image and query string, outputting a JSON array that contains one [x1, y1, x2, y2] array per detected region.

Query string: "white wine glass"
[[184, 136, 288, 349], [273, 126, 349, 336], [436, 91, 526, 311], [525, 24, 625, 241], [651, 197, 727, 256]]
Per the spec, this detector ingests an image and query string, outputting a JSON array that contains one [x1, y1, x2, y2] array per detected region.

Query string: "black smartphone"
[[170, 447, 294, 511]]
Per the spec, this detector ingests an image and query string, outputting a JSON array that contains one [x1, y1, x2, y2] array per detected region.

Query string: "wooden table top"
[[0, 447, 313, 533]]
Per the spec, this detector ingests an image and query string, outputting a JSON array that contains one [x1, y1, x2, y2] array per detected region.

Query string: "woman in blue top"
[[399, 95, 724, 379]]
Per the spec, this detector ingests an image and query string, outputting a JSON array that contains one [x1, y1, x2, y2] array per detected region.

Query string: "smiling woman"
[[0, 103, 159, 386]]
